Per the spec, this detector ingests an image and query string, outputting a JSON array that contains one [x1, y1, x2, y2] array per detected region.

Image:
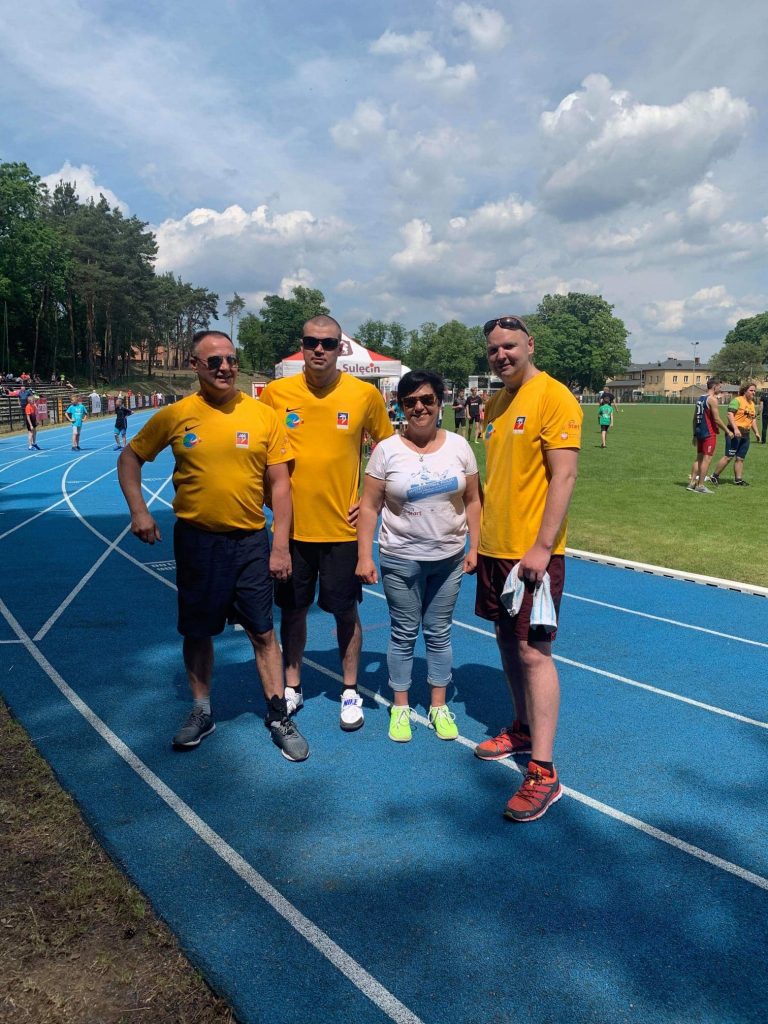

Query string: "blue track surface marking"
[[2, 417, 768, 1024]]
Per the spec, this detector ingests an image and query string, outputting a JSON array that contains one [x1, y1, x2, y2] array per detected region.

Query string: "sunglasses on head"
[[302, 336, 340, 351], [401, 393, 437, 410], [483, 316, 529, 337], [194, 354, 238, 371]]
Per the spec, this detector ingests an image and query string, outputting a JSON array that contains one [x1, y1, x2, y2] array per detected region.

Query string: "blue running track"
[[1, 414, 767, 1024]]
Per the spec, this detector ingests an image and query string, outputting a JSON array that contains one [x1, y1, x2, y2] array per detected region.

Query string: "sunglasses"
[[483, 316, 529, 337], [401, 394, 438, 410], [302, 336, 340, 351], [193, 354, 238, 371]]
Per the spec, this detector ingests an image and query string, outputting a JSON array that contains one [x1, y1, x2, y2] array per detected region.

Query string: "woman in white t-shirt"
[[356, 371, 481, 743]]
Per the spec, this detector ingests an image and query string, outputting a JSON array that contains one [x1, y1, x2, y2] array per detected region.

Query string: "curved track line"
[[0, 598, 426, 1024]]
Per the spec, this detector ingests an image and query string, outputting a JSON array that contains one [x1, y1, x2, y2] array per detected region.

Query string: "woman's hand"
[[355, 557, 378, 584]]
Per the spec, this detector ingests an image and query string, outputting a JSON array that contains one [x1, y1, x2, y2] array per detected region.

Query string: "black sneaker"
[[709, 475, 719, 486], [172, 707, 215, 749], [734, 479, 749, 486], [268, 716, 310, 761]]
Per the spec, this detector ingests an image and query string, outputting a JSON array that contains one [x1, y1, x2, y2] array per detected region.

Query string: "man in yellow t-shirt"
[[117, 330, 308, 762], [260, 315, 393, 731], [709, 382, 760, 486], [473, 315, 582, 823]]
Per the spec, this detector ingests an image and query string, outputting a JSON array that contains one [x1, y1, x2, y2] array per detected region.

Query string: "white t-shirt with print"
[[365, 431, 478, 560]]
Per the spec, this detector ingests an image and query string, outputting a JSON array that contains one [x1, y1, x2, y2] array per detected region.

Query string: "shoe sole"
[[503, 785, 563, 822], [340, 717, 364, 732], [388, 733, 411, 742], [280, 747, 310, 762], [474, 746, 531, 760], [172, 722, 216, 749]]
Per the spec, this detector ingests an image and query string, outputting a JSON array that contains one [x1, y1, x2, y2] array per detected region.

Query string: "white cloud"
[[391, 219, 449, 270], [330, 101, 390, 150], [370, 30, 432, 55], [452, 4, 510, 51], [540, 74, 752, 218], [42, 161, 128, 213], [449, 195, 535, 237], [643, 284, 743, 334], [413, 52, 477, 90]]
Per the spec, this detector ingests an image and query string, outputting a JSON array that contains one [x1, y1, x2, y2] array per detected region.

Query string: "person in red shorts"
[[687, 377, 727, 493], [473, 316, 582, 822]]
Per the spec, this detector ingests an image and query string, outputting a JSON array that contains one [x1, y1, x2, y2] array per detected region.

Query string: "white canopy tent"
[[275, 333, 403, 380]]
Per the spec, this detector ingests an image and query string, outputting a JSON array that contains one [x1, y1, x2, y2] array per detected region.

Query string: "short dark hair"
[[302, 314, 341, 336], [706, 377, 721, 390], [191, 329, 232, 352], [397, 370, 445, 405]]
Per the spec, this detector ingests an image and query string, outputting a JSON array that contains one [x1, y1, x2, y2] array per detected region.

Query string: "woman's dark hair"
[[397, 370, 445, 405]]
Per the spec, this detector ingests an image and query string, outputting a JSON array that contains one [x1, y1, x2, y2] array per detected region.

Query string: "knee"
[[516, 640, 551, 671], [249, 628, 276, 651]]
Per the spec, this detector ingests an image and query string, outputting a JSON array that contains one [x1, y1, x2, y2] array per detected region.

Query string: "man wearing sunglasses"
[[473, 315, 582, 822], [118, 329, 309, 762], [261, 315, 393, 731]]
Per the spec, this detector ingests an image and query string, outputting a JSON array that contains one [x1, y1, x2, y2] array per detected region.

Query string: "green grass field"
[[443, 403, 767, 587]]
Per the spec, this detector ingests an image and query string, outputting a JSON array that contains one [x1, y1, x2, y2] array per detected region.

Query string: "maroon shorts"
[[475, 554, 565, 642], [696, 435, 716, 456]]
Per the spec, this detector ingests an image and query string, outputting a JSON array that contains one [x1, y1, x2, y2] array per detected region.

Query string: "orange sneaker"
[[474, 721, 532, 760], [503, 762, 562, 822]]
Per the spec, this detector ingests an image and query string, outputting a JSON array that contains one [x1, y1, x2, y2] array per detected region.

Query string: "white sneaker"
[[340, 688, 364, 731], [284, 686, 304, 716]]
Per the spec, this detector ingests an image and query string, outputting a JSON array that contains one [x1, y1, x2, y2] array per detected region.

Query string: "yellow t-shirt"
[[260, 371, 393, 542], [479, 372, 582, 559], [129, 391, 291, 532], [728, 396, 756, 430]]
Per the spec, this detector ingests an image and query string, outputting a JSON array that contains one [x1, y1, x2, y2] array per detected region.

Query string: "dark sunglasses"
[[193, 354, 238, 370], [302, 336, 340, 351], [483, 316, 529, 337], [401, 393, 438, 410]]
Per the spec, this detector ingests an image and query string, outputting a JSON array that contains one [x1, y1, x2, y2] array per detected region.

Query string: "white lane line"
[[0, 443, 116, 491], [0, 639, 22, 644], [0, 598, 426, 1024], [362, 588, 768, 730], [302, 656, 768, 893], [0, 463, 117, 542], [142, 483, 174, 509], [566, 547, 768, 599], [33, 475, 174, 641], [562, 592, 768, 649]]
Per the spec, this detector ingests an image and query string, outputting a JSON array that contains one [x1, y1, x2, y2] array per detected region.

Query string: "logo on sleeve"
[[337, 411, 349, 430], [235, 431, 249, 448], [513, 416, 526, 432], [484, 422, 495, 440]]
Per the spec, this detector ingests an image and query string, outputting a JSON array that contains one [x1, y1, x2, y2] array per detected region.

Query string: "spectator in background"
[[761, 391, 768, 444], [452, 388, 467, 437], [598, 395, 614, 448], [465, 387, 484, 442], [25, 394, 41, 451], [65, 394, 88, 450], [687, 377, 727, 493], [113, 398, 132, 450], [710, 382, 760, 486]]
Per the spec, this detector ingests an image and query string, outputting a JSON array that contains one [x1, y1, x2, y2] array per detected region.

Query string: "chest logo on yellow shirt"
[[484, 422, 495, 440], [513, 416, 526, 432], [182, 432, 201, 448], [235, 431, 249, 448], [285, 411, 303, 429], [337, 411, 350, 429]]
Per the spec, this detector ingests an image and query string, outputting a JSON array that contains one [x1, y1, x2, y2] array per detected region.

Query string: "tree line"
[[707, 313, 768, 384], [237, 286, 633, 392], [0, 161, 218, 382]]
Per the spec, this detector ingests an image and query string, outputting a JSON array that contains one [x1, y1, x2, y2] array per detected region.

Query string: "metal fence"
[[0, 391, 179, 434]]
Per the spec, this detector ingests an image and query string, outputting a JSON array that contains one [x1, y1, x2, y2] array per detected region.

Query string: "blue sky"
[[1, 0, 766, 360]]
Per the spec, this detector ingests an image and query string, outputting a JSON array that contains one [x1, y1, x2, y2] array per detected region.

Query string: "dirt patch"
[[0, 699, 237, 1023]]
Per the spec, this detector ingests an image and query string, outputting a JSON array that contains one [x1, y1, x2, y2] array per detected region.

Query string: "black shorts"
[[174, 520, 274, 638], [274, 540, 361, 615], [475, 554, 565, 643], [724, 433, 750, 459]]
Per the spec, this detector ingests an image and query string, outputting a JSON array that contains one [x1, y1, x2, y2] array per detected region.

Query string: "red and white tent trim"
[[275, 332, 402, 379]]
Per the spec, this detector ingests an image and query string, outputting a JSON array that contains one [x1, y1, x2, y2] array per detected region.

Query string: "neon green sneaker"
[[428, 704, 458, 740], [388, 705, 412, 742]]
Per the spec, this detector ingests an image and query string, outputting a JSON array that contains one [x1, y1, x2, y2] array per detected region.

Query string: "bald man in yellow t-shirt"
[[118, 330, 308, 762], [260, 315, 393, 731], [473, 316, 582, 823]]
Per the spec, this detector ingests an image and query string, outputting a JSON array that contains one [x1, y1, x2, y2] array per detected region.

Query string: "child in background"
[[25, 394, 41, 450], [598, 395, 614, 448], [113, 398, 132, 450], [65, 394, 88, 450]]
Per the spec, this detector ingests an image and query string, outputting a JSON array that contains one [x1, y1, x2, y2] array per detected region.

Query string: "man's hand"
[[347, 502, 360, 527], [517, 542, 551, 585], [355, 557, 378, 584], [269, 545, 292, 581], [130, 511, 162, 545], [463, 551, 478, 575]]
